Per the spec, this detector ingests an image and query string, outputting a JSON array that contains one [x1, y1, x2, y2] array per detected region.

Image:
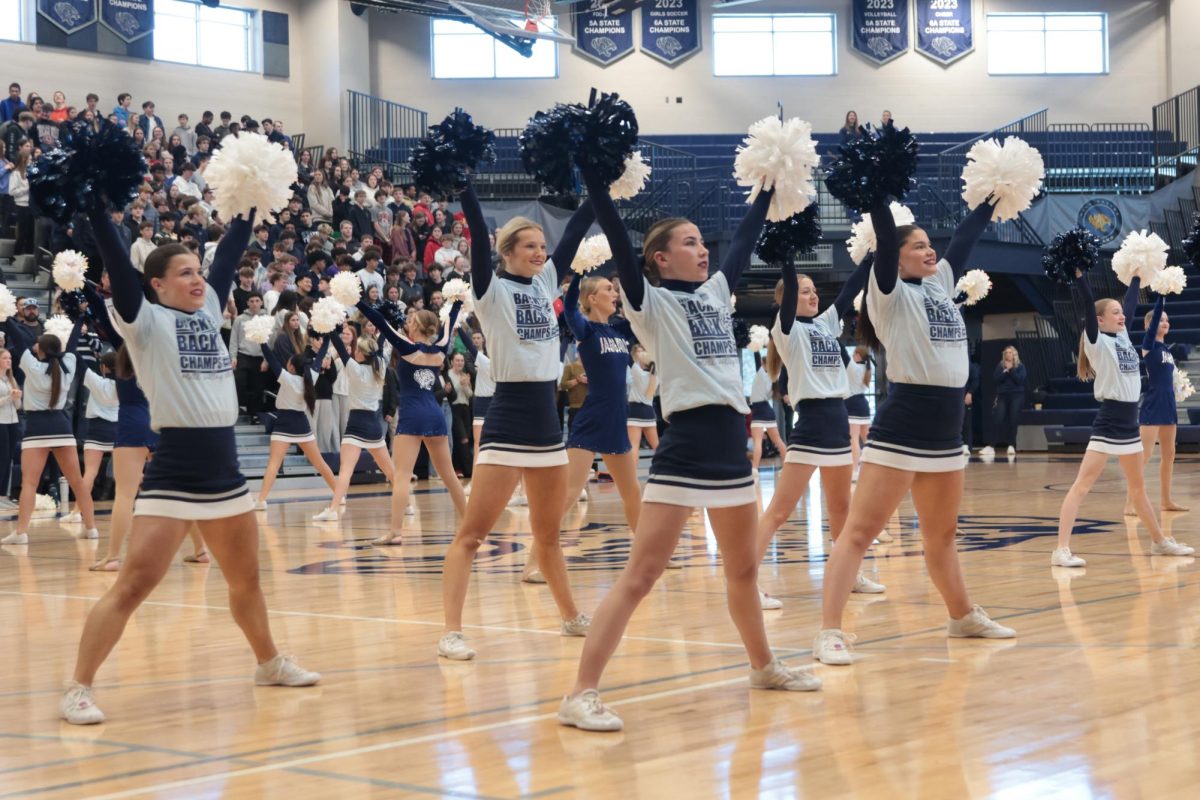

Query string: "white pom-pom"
[[440, 302, 472, 327], [0, 285, 16, 322], [205, 132, 298, 221], [440, 277, 475, 315], [572, 234, 612, 274], [310, 297, 347, 334], [733, 116, 819, 222], [847, 203, 916, 265], [1112, 230, 1170, 286], [44, 315, 74, 347], [329, 272, 362, 307], [730, 293, 737, 311], [852, 291, 863, 312], [52, 250, 88, 292], [955, 269, 992, 306], [609, 151, 652, 201], [1150, 265, 1188, 296], [961, 137, 1045, 222], [747, 324, 770, 352], [1174, 369, 1195, 404], [243, 314, 275, 345]]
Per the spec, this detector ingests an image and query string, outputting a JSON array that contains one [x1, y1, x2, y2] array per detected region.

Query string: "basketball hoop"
[[523, 0, 552, 33]]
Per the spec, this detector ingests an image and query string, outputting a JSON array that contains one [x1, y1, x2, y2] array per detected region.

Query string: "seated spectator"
[[155, 215, 179, 245], [356, 248, 385, 296], [397, 262, 424, 306], [131, 220, 156, 271], [174, 163, 203, 199], [124, 200, 148, 239]]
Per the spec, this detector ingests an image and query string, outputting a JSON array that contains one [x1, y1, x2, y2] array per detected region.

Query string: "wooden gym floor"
[[2, 452, 1200, 799]]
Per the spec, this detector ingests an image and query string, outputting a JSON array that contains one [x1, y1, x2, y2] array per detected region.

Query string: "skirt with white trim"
[[1088, 399, 1142, 455], [472, 395, 492, 425], [115, 398, 159, 450], [845, 394, 872, 424], [136, 427, 253, 520], [23, 410, 76, 449], [749, 400, 777, 429], [785, 398, 853, 467], [644, 404, 756, 508], [478, 381, 567, 467], [271, 409, 315, 444], [862, 384, 964, 473], [626, 402, 656, 428], [342, 409, 385, 449], [83, 418, 115, 452]]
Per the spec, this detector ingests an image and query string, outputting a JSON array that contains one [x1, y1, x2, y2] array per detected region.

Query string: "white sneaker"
[[2, 532, 28, 545], [253, 500, 268, 511], [813, 629, 855, 665], [464, 484, 472, 497], [759, 589, 783, 610], [561, 613, 591, 637], [1050, 547, 1086, 567], [979, 446, 995, 457], [405, 503, 415, 516], [508, 493, 528, 507], [76, 528, 99, 541], [438, 631, 476, 660], [578, 488, 588, 502], [372, 533, 402, 546], [312, 508, 338, 522], [962, 444, 970, 457], [522, 569, 546, 584], [750, 658, 822, 692], [339, 497, 347, 507], [254, 654, 321, 686], [1151, 537, 1195, 556], [852, 571, 886, 593], [947, 605, 1016, 639], [59, 680, 105, 725], [1006, 446, 1016, 457], [874, 530, 894, 544], [59, 511, 82, 523], [558, 689, 623, 732]]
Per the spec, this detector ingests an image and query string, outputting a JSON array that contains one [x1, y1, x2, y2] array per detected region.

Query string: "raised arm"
[[562, 272, 592, 342], [330, 327, 351, 364], [437, 301, 464, 354], [718, 189, 774, 290], [1141, 292, 1164, 354], [870, 202, 899, 296], [832, 254, 874, 319], [550, 201, 596, 282], [64, 316, 85, 353], [208, 215, 254, 308], [778, 260, 798, 336], [582, 168, 642, 310], [260, 342, 283, 377], [82, 282, 123, 347], [1073, 272, 1098, 344], [1123, 276, 1141, 323], [944, 202, 994, 279], [89, 210, 144, 322], [355, 301, 417, 354], [460, 182, 494, 297], [310, 335, 331, 377]]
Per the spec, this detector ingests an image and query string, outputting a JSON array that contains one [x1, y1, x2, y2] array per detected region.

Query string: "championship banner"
[[639, 0, 700, 67], [101, 0, 153, 44], [573, 2, 635, 66], [914, 0, 972, 65], [38, 0, 96, 35], [851, 0, 909, 65]]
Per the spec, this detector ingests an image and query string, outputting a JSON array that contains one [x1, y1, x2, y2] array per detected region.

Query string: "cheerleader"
[[253, 337, 338, 509], [439, 177, 595, 661], [1054, 277, 1193, 567], [756, 256, 877, 609], [63, 210, 319, 725], [625, 345, 658, 451], [60, 351, 119, 523], [1, 316, 100, 545], [467, 330, 493, 466], [845, 345, 874, 471], [0, 350, 20, 507], [558, 165, 820, 733], [311, 328, 396, 520], [748, 362, 786, 471], [354, 300, 468, 545], [1124, 296, 1188, 515], [813, 201, 1015, 667]]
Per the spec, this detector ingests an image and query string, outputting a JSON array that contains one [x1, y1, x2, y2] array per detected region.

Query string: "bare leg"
[[1157, 426, 1187, 510], [708, 503, 774, 667], [601, 450, 642, 530], [849, 424, 864, 471], [643, 427, 659, 450], [626, 426, 642, 455], [95, 448, 148, 568], [756, 462, 816, 561], [1120, 452, 1166, 543], [523, 465, 578, 620], [297, 440, 337, 492], [765, 427, 786, 458], [530, 449, 595, 578], [910, 471, 971, 619], [52, 446, 97, 529], [379, 436, 422, 543], [14, 448, 51, 534], [1056, 450, 1110, 550], [821, 465, 854, 542], [471, 422, 483, 469], [185, 527, 208, 562], [367, 445, 395, 483], [255, 441, 290, 503], [199, 513, 280, 663], [426, 437, 468, 516], [74, 449, 104, 514], [325, 443, 362, 511], [1125, 427, 1158, 515], [749, 428, 764, 471]]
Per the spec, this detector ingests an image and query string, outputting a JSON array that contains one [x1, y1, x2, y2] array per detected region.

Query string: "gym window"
[[154, 0, 255, 72], [431, 18, 559, 80], [987, 13, 1108, 75], [713, 13, 837, 77], [0, 0, 21, 42]]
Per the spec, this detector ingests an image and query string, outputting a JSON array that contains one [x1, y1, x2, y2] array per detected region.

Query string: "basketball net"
[[524, 0, 552, 32]]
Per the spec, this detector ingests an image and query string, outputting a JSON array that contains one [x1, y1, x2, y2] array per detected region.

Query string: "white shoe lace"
[[821, 631, 856, 650], [580, 691, 610, 717]]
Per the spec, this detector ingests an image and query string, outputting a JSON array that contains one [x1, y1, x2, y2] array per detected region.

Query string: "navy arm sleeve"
[[582, 167, 643, 310], [871, 202, 899, 296], [90, 210, 143, 323], [563, 272, 592, 342], [778, 260, 798, 336], [208, 215, 254, 308], [460, 182, 494, 298], [551, 201, 596, 283], [944, 202, 994, 279], [1074, 274, 1099, 344], [310, 336, 331, 378], [260, 342, 283, 377], [832, 255, 873, 319], [81, 283, 123, 348], [330, 328, 351, 364], [356, 301, 418, 354], [1142, 293, 1164, 353], [64, 317, 85, 353], [718, 190, 773, 291], [1123, 276, 1141, 323]]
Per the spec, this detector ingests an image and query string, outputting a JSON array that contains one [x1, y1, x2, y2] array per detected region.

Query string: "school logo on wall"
[[574, 1, 635, 66], [639, 0, 700, 66], [101, 0, 154, 44], [914, 0, 973, 65], [1077, 198, 1123, 245], [38, 0, 96, 35]]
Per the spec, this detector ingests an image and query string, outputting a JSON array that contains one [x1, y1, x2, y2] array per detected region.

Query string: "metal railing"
[[936, 109, 1050, 203], [1045, 122, 1154, 193], [1153, 85, 1199, 166], [347, 90, 428, 169]]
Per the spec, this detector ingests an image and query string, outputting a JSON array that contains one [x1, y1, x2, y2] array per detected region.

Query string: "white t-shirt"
[[115, 285, 238, 429], [623, 273, 748, 420], [82, 370, 120, 421], [1084, 330, 1141, 402], [845, 359, 868, 397], [866, 260, 967, 388], [20, 350, 76, 411], [356, 268, 385, 297], [749, 367, 773, 403], [771, 305, 848, 402], [627, 363, 653, 404], [474, 352, 495, 399], [336, 358, 384, 411], [473, 267, 561, 384]]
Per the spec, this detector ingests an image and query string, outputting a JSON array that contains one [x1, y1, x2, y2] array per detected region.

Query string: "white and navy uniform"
[[860, 202, 991, 472], [262, 339, 327, 444], [626, 363, 656, 428], [1077, 275, 1143, 454], [330, 332, 386, 449], [20, 342, 79, 450], [844, 357, 873, 424], [748, 367, 777, 428], [81, 369, 119, 452], [97, 209, 256, 520], [1138, 295, 1175, 426], [461, 182, 595, 467], [471, 351, 494, 424]]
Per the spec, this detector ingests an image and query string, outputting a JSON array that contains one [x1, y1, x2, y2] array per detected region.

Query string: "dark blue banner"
[[38, 0, 96, 35], [100, 0, 153, 44], [915, 0, 972, 65], [573, 2, 634, 66], [639, 0, 700, 67], [851, 0, 909, 65]]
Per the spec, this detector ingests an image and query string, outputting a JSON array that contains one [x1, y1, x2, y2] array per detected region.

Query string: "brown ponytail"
[[115, 343, 136, 380], [1076, 299, 1115, 381], [37, 334, 64, 407], [290, 354, 316, 414]]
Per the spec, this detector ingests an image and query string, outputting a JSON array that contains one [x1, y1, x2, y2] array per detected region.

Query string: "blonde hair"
[[357, 336, 384, 382], [641, 217, 692, 285], [495, 217, 543, 261], [579, 276, 610, 314], [766, 273, 815, 380], [409, 309, 439, 340], [1077, 299, 1117, 381], [1001, 345, 1020, 368]]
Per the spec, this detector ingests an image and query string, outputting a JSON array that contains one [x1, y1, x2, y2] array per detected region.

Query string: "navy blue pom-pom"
[[732, 317, 751, 350], [1182, 212, 1200, 268], [824, 125, 919, 214], [1042, 227, 1101, 285], [756, 204, 822, 266], [378, 300, 406, 331], [29, 121, 146, 225], [409, 109, 496, 196], [578, 91, 639, 187], [520, 90, 638, 194]]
